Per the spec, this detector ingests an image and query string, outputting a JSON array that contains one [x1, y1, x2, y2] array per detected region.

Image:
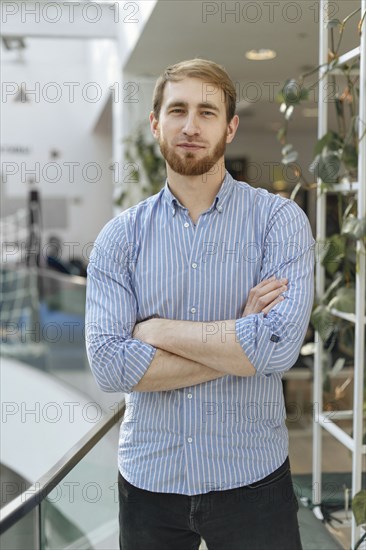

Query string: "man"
[[86, 58, 314, 550]]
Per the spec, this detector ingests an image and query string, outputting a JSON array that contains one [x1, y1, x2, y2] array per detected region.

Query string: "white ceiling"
[[124, 0, 361, 134], [1, 1, 361, 141]]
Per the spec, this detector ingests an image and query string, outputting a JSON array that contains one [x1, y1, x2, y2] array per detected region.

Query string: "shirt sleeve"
[[85, 215, 157, 394], [235, 199, 315, 376]]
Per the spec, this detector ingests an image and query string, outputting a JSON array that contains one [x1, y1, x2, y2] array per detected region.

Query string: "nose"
[[182, 112, 200, 136]]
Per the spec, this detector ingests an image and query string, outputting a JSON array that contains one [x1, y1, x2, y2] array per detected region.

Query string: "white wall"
[[1, 38, 114, 263]]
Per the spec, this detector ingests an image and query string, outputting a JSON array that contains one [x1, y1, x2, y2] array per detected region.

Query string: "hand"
[[242, 276, 288, 317]]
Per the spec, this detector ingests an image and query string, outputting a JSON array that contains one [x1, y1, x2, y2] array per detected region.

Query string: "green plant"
[[116, 122, 166, 207], [352, 489, 366, 549], [275, 7, 366, 361], [275, 10, 366, 540]]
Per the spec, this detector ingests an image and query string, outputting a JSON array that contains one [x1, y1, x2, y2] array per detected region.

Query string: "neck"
[[166, 160, 226, 211]]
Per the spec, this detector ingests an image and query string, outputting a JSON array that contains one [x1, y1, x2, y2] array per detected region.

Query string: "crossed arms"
[[85, 204, 315, 394], [131, 277, 288, 392]]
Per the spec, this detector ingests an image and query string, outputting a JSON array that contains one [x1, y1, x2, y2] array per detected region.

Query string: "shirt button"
[[217, 205, 223, 212], [190, 307, 196, 313], [184, 222, 189, 228], [187, 393, 192, 399], [191, 263, 197, 269], [187, 437, 193, 443]]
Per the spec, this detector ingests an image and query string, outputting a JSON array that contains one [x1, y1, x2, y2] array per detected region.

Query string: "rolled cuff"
[[235, 314, 279, 376], [123, 339, 157, 393]]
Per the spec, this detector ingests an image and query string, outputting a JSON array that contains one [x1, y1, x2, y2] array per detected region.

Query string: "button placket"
[[187, 216, 207, 319]]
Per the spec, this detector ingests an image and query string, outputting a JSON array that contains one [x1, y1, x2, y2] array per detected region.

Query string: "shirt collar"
[[162, 169, 235, 217]]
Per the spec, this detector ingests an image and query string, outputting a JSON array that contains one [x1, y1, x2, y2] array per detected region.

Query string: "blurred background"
[[1, 1, 365, 549]]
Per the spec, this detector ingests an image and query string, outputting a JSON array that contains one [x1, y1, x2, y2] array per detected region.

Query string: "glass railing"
[[0, 400, 125, 549], [1, 264, 87, 373], [1, 265, 117, 410], [1, 263, 125, 547]]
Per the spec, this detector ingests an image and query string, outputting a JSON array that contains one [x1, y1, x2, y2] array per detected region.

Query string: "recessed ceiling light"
[[245, 49, 276, 61]]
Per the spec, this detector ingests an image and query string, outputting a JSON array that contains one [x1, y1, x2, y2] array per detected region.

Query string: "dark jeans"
[[118, 457, 303, 550]]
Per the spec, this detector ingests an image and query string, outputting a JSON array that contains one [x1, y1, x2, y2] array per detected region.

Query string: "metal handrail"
[[0, 400, 125, 535], [37, 267, 87, 286], [0, 264, 87, 287]]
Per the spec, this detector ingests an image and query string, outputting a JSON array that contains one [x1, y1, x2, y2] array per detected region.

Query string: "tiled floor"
[[286, 380, 366, 550], [288, 423, 354, 474]]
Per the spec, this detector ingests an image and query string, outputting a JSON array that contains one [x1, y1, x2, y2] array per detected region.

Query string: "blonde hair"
[[152, 58, 237, 123]]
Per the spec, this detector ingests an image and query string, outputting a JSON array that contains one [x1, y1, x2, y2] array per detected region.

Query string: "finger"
[[253, 278, 288, 295], [242, 284, 287, 316], [261, 285, 287, 305], [262, 296, 285, 315], [254, 275, 278, 289], [248, 284, 287, 310], [260, 277, 288, 290]]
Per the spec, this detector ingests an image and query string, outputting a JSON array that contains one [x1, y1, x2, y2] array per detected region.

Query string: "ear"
[[226, 114, 239, 144], [149, 111, 159, 139]]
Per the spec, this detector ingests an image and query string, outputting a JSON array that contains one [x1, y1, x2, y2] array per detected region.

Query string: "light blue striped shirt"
[[85, 169, 315, 495]]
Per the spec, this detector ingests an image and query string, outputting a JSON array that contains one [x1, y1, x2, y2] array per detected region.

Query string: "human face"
[[151, 77, 237, 177]]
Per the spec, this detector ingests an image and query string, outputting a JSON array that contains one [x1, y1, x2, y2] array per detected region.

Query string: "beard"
[[158, 129, 227, 176]]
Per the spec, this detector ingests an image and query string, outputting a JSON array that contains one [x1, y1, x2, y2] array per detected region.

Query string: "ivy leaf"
[[314, 131, 342, 156], [299, 88, 309, 101], [342, 216, 366, 239], [330, 357, 345, 376], [310, 305, 336, 342], [328, 287, 355, 313], [281, 144, 293, 156], [326, 18, 342, 28], [279, 102, 287, 113], [309, 154, 320, 175], [342, 144, 358, 170], [345, 245, 357, 265], [323, 273, 343, 302], [282, 150, 299, 164], [275, 91, 285, 104], [277, 127, 286, 143], [342, 215, 358, 236], [282, 80, 299, 104], [352, 490, 366, 526], [282, 79, 308, 106], [309, 151, 341, 183], [285, 105, 294, 120], [321, 234, 346, 275], [338, 324, 355, 358]]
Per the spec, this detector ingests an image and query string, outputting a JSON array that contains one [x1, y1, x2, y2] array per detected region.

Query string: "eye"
[[171, 109, 184, 113], [202, 111, 214, 116]]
